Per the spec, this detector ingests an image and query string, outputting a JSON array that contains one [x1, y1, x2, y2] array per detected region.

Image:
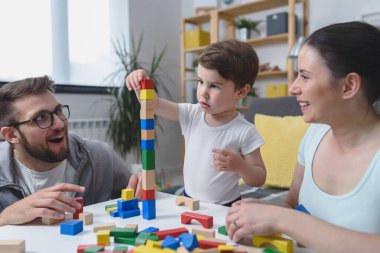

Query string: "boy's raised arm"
[[125, 69, 179, 121]]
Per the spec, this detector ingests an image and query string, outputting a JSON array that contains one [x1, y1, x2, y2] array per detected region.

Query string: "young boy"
[[126, 40, 266, 206]]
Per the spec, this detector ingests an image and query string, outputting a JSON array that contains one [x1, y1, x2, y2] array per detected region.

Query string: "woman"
[[226, 21, 380, 253]]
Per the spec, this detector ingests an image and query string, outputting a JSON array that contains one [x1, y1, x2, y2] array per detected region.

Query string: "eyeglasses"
[[11, 105, 70, 129]]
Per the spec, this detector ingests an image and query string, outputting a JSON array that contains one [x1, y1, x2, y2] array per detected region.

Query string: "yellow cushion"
[[255, 114, 309, 188]]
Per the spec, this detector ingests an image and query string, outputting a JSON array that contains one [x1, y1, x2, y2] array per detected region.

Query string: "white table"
[[0, 192, 312, 253]]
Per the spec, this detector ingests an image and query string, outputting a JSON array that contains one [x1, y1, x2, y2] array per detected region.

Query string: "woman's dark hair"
[[304, 21, 380, 104]]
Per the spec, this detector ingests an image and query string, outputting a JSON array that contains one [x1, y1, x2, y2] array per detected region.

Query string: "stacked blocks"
[[140, 79, 156, 220]]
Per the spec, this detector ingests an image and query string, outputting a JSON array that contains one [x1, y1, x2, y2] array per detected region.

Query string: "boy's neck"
[[204, 109, 238, 127]]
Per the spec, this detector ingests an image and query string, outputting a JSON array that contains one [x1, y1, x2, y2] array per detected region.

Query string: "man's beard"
[[18, 129, 70, 163]]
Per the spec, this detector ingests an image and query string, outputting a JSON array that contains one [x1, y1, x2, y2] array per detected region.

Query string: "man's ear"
[[342, 72, 361, 99], [1, 127, 20, 144], [237, 84, 251, 99]]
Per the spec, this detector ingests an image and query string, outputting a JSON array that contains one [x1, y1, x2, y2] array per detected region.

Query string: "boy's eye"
[[210, 84, 219, 89]]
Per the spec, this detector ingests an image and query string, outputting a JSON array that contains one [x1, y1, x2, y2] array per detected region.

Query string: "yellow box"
[[265, 84, 288, 98], [185, 29, 210, 49]]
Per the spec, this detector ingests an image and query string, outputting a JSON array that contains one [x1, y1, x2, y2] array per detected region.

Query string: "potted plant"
[[104, 34, 168, 160], [233, 16, 262, 40]]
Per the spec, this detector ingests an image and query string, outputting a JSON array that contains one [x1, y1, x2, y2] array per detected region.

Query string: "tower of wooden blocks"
[[140, 79, 156, 220]]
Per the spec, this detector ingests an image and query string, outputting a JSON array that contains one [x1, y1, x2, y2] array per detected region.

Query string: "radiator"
[[68, 118, 110, 142]]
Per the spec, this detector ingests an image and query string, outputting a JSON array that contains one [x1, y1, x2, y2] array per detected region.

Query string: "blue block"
[[142, 199, 156, 220], [119, 209, 140, 219], [60, 220, 83, 235], [162, 236, 180, 250], [141, 140, 154, 150], [178, 233, 199, 251], [117, 198, 139, 212], [140, 226, 159, 233], [110, 209, 119, 217], [141, 119, 154, 130], [295, 204, 310, 214]]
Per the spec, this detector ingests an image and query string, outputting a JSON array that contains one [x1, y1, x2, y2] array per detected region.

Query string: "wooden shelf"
[[218, 0, 288, 18], [184, 45, 208, 53], [258, 70, 287, 78], [245, 33, 288, 47], [183, 13, 211, 25]]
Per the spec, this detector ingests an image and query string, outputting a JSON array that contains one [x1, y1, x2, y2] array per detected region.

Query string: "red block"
[[181, 211, 213, 228], [77, 244, 105, 253], [73, 197, 84, 219], [142, 189, 155, 200], [198, 240, 225, 249], [153, 227, 188, 240], [141, 79, 154, 89]]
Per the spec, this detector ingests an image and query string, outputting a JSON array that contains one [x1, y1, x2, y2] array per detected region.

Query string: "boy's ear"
[[237, 84, 251, 98], [1, 127, 20, 144], [342, 72, 361, 99]]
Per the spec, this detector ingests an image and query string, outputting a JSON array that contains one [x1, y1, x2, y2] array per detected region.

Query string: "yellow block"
[[122, 188, 134, 200], [146, 239, 162, 248], [106, 206, 117, 214], [265, 84, 288, 98], [97, 230, 111, 246], [140, 90, 155, 100], [218, 245, 234, 252], [134, 245, 176, 253], [253, 235, 293, 253], [185, 29, 210, 49]]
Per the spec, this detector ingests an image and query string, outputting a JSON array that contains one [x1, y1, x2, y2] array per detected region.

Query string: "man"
[[0, 76, 141, 226]]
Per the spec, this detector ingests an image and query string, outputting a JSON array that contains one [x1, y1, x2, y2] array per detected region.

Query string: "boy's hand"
[[125, 69, 150, 91], [0, 183, 85, 226], [127, 173, 142, 201], [212, 148, 246, 172]]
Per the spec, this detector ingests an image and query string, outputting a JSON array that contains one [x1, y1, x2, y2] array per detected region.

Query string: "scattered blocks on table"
[[140, 226, 159, 233], [198, 238, 226, 249], [192, 227, 215, 238], [162, 236, 180, 250], [93, 222, 116, 232], [218, 245, 234, 253], [142, 150, 155, 170], [41, 215, 64, 225], [111, 228, 137, 238], [73, 197, 84, 219], [97, 230, 111, 246], [113, 245, 129, 252], [146, 239, 162, 249], [181, 212, 213, 228], [178, 233, 199, 251], [77, 244, 105, 253], [142, 199, 156, 220], [217, 225, 227, 236], [122, 188, 135, 201], [0, 240, 25, 253], [60, 220, 83, 235], [153, 227, 189, 240], [105, 204, 118, 214], [119, 209, 141, 219], [253, 235, 293, 253], [134, 245, 176, 253], [84, 246, 105, 253], [175, 196, 200, 211], [79, 212, 93, 225]]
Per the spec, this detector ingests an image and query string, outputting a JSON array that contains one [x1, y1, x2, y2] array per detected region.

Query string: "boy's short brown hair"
[[199, 39, 259, 90]]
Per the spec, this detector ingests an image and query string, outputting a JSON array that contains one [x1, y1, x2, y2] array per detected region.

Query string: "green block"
[[148, 233, 159, 241], [218, 225, 227, 236], [113, 245, 128, 252], [135, 232, 152, 246], [142, 150, 155, 170], [115, 236, 136, 245], [104, 203, 117, 211], [110, 228, 137, 237], [84, 246, 104, 253], [263, 248, 281, 253]]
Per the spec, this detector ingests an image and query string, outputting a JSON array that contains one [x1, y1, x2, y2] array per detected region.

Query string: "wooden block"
[[218, 245, 234, 252], [77, 244, 105, 253], [125, 223, 138, 232], [177, 246, 190, 253], [192, 227, 215, 238], [175, 196, 199, 211], [234, 245, 262, 253], [153, 227, 189, 240], [253, 235, 293, 253], [0, 240, 25, 253], [93, 222, 116, 232], [142, 169, 156, 190], [181, 212, 213, 228], [73, 196, 84, 219], [141, 79, 154, 89], [140, 90, 155, 100], [146, 239, 162, 249], [198, 239, 225, 249], [142, 150, 155, 170], [141, 119, 154, 130], [141, 130, 155, 140], [140, 109, 155, 119], [41, 216, 64, 225], [97, 230, 111, 246], [79, 212, 93, 225], [142, 199, 156, 220], [141, 139, 154, 150], [142, 189, 155, 200], [141, 100, 155, 110], [122, 188, 135, 201]]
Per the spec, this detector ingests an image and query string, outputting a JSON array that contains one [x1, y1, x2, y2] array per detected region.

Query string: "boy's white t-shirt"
[[298, 124, 380, 234], [178, 103, 264, 204]]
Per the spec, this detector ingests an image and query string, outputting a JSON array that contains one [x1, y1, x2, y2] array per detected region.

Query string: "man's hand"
[[127, 173, 142, 200], [0, 183, 85, 226]]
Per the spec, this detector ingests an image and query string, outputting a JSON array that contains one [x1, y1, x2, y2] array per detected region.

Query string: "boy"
[[126, 40, 266, 206]]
